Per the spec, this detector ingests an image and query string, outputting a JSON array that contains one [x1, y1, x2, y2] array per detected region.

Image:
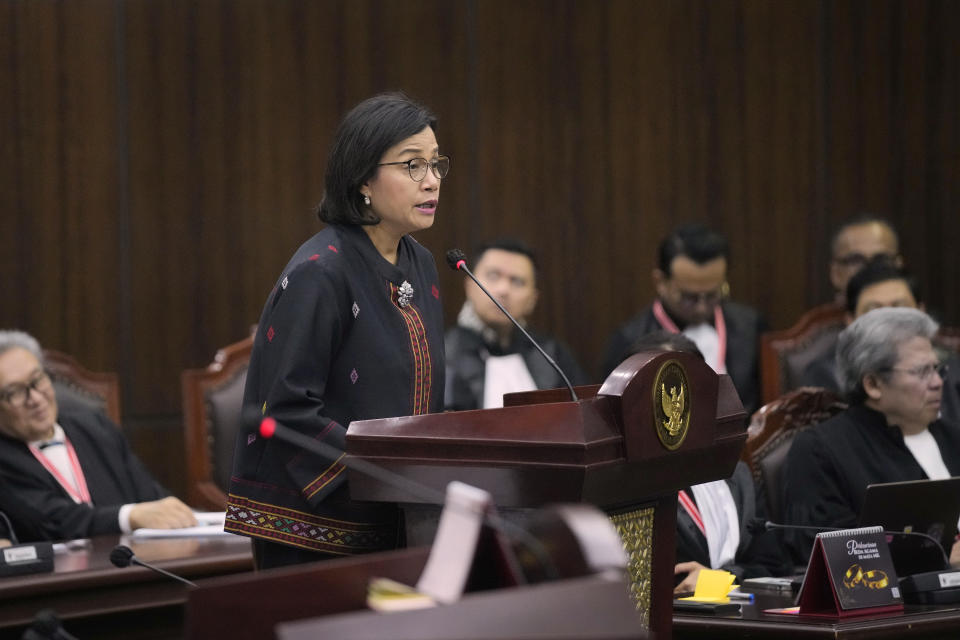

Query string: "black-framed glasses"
[[833, 252, 897, 268], [885, 363, 948, 383], [0, 371, 53, 407], [377, 155, 450, 182], [672, 282, 729, 308]]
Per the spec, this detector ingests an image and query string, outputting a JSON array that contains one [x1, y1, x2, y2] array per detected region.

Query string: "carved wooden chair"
[[43, 349, 122, 425], [742, 387, 848, 523], [181, 332, 255, 511], [759, 303, 847, 406]]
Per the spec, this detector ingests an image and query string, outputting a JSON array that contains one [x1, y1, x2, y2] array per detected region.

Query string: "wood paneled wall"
[[2, 0, 958, 494]]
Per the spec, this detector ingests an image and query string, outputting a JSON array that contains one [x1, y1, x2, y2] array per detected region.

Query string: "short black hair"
[[845, 258, 920, 315], [657, 224, 728, 275], [830, 214, 899, 257], [472, 238, 539, 280], [317, 92, 437, 226]]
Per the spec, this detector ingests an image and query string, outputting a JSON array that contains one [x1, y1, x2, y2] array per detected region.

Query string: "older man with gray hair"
[[0, 330, 196, 542], [781, 308, 960, 563]]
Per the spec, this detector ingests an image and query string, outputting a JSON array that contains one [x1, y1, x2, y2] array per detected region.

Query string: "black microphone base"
[[899, 570, 960, 604], [0, 542, 54, 577]]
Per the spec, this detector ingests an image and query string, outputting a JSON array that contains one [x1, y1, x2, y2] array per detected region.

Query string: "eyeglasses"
[[672, 282, 729, 308], [833, 252, 897, 268], [0, 372, 53, 407], [377, 156, 450, 182], [885, 363, 948, 383]]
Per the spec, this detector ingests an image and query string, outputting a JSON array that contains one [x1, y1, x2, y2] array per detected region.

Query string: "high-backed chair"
[[936, 326, 960, 355], [182, 332, 255, 511], [759, 303, 847, 405], [43, 349, 122, 425], [742, 387, 847, 523]]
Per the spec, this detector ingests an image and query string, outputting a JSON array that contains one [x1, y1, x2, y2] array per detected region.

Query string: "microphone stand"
[[446, 249, 578, 402]]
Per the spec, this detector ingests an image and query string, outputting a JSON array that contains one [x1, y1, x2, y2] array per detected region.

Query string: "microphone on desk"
[[746, 519, 840, 535], [21, 609, 79, 640], [253, 414, 564, 582], [748, 518, 950, 566], [110, 544, 198, 588], [0, 511, 54, 578], [445, 248, 578, 402]]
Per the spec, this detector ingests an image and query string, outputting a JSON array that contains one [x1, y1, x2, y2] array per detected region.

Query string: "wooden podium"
[[345, 350, 747, 638], [186, 351, 743, 639]]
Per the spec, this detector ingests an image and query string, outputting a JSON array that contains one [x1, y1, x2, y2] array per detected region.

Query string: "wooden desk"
[[674, 592, 960, 639], [0, 534, 253, 639]]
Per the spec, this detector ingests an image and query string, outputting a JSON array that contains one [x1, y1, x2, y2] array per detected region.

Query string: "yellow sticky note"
[[680, 569, 737, 603]]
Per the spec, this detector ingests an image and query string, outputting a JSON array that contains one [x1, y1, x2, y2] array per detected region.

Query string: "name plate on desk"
[[798, 526, 903, 618]]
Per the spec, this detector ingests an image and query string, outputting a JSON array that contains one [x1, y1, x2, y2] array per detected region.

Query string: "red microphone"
[[259, 416, 277, 438]]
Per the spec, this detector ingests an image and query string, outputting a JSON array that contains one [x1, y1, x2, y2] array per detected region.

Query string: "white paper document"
[[130, 511, 235, 539]]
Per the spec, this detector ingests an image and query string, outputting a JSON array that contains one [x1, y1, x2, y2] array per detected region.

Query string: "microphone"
[[110, 544, 198, 588], [0, 509, 19, 545], [746, 519, 840, 535], [0, 512, 54, 577], [256, 416, 562, 581], [749, 519, 950, 567], [21, 609, 79, 640], [445, 248, 578, 402]]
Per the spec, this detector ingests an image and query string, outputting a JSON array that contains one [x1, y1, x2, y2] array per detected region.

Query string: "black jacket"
[[782, 404, 960, 563], [0, 407, 167, 541], [676, 462, 790, 581], [226, 224, 445, 555], [443, 324, 587, 411], [601, 301, 765, 413]]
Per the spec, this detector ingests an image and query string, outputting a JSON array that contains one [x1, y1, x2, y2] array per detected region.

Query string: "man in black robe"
[[0, 331, 195, 541], [445, 238, 586, 410], [601, 224, 764, 413]]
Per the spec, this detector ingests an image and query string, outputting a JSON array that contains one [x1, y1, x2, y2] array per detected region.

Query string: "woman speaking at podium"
[[225, 93, 448, 569]]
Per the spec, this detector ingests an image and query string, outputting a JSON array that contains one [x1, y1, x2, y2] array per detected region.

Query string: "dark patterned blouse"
[[225, 223, 444, 554]]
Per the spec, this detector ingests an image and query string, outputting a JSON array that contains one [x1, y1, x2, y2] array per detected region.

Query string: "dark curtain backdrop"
[[2, 0, 958, 495]]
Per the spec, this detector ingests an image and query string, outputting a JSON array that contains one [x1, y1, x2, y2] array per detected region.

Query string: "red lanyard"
[[652, 299, 727, 373], [678, 489, 706, 536], [29, 438, 92, 504]]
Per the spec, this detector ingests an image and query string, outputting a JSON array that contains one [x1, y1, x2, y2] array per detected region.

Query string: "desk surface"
[[0, 534, 253, 638], [673, 591, 960, 639]]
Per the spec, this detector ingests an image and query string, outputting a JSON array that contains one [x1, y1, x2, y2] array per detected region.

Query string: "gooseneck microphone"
[[110, 544, 198, 588], [746, 519, 840, 535], [257, 416, 560, 581], [749, 519, 951, 567], [445, 248, 578, 402]]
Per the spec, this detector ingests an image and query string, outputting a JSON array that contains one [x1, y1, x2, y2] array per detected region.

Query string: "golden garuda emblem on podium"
[[652, 359, 691, 450]]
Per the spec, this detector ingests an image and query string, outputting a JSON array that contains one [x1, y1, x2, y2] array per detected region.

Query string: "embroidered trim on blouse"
[[224, 494, 396, 554]]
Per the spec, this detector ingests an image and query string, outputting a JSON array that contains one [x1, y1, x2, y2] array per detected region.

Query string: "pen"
[[727, 590, 755, 602]]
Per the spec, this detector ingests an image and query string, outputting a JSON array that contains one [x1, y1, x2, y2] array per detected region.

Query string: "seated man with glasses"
[[601, 223, 765, 413], [828, 215, 902, 307], [782, 308, 960, 563], [799, 257, 960, 426], [0, 330, 196, 542], [770, 215, 904, 398]]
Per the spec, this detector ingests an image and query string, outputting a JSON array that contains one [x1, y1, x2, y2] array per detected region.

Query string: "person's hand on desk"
[[674, 560, 708, 594], [0, 538, 10, 548], [130, 496, 197, 530]]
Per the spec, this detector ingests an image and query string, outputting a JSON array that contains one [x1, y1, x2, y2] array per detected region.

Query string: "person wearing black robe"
[[783, 308, 960, 565], [600, 224, 764, 413], [0, 330, 195, 541], [225, 93, 448, 568]]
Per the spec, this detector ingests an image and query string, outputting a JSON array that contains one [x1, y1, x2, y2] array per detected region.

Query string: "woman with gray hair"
[[781, 307, 960, 564]]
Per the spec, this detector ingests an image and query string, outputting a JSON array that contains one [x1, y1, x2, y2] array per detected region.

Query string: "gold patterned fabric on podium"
[[610, 506, 655, 627]]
